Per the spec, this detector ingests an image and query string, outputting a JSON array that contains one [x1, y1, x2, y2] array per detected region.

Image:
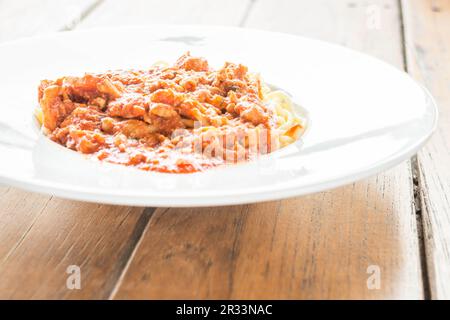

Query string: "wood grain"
[[0, 199, 152, 299], [402, 0, 450, 299], [0, 0, 252, 300], [0, 0, 101, 42], [0, 0, 154, 299], [112, 0, 425, 299], [79, 0, 250, 27]]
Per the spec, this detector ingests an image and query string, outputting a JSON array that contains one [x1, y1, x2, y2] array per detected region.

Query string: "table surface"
[[0, 0, 448, 300]]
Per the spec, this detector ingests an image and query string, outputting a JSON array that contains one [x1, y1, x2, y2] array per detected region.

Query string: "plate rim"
[[0, 25, 439, 206]]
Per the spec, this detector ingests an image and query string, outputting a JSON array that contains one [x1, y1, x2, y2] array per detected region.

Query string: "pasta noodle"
[[36, 53, 307, 173]]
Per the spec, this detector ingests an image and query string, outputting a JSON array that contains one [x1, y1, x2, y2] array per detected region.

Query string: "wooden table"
[[0, 0, 448, 300]]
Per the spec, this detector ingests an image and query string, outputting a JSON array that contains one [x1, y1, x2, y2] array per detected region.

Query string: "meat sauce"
[[38, 53, 279, 173]]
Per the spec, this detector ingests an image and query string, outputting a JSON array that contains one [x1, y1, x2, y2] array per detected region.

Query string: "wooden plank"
[[0, 200, 151, 299], [0, 0, 101, 42], [0, 0, 152, 299], [402, 0, 450, 299], [0, 0, 251, 300], [112, 0, 425, 299], [79, 0, 248, 27]]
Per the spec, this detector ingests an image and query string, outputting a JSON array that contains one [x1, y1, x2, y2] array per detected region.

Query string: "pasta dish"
[[36, 53, 306, 173]]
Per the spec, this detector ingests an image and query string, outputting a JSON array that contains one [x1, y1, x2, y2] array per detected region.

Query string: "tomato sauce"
[[38, 53, 278, 173]]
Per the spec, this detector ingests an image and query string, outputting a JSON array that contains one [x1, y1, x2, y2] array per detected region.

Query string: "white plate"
[[0, 25, 437, 207]]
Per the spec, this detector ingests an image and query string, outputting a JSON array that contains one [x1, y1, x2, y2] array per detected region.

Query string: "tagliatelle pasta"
[[264, 89, 305, 147], [37, 53, 307, 173]]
